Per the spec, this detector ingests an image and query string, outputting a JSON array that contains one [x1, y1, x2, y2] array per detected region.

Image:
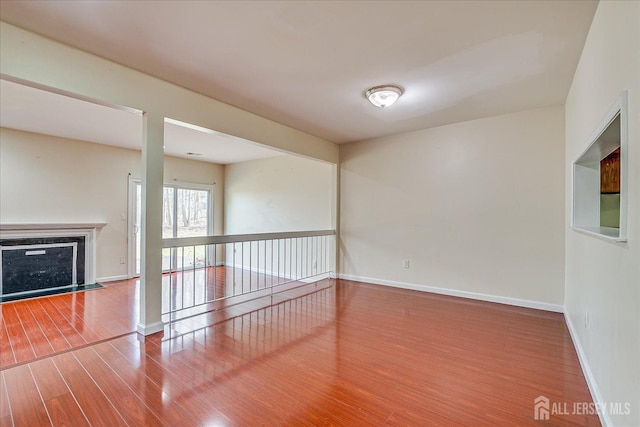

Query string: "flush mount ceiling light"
[[365, 85, 404, 108]]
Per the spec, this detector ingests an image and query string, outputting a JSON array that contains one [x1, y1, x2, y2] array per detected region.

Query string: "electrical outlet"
[[119, 256, 126, 264], [403, 260, 410, 268]]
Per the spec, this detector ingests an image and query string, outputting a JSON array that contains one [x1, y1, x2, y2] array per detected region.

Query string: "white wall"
[[564, 2, 640, 425], [0, 127, 224, 280], [224, 155, 333, 234], [224, 155, 335, 280], [339, 105, 565, 309]]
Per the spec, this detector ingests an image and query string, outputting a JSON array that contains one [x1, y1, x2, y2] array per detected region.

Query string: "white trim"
[[0, 224, 103, 285], [96, 275, 129, 283], [300, 272, 331, 283], [0, 222, 106, 230], [564, 312, 610, 427], [223, 262, 296, 280], [337, 274, 564, 313], [164, 229, 335, 248], [571, 91, 628, 241], [570, 226, 627, 243], [223, 261, 332, 283], [128, 177, 215, 278], [127, 175, 137, 278], [136, 321, 164, 336], [160, 179, 216, 192]]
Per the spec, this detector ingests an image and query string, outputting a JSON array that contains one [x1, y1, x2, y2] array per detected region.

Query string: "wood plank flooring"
[[0, 278, 601, 426], [0, 280, 138, 369]]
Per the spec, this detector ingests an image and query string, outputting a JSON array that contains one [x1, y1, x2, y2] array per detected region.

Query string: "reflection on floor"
[[0, 278, 600, 426], [0, 266, 314, 369], [0, 283, 103, 304], [162, 266, 305, 313], [0, 278, 139, 369], [161, 265, 317, 320]]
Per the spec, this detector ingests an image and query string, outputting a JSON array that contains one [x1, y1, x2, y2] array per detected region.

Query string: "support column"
[[137, 112, 164, 336], [332, 162, 340, 277]]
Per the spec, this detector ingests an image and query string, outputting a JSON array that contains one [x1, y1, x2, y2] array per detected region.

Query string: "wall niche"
[[572, 91, 627, 242]]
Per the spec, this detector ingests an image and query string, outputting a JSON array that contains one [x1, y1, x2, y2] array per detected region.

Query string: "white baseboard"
[[223, 262, 292, 280], [300, 272, 332, 283], [136, 321, 164, 336], [336, 274, 564, 313], [96, 274, 129, 283], [564, 312, 610, 427], [224, 262, 328, 282]]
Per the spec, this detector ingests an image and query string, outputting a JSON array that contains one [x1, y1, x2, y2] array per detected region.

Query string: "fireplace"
[[0, 223, 105, 297]]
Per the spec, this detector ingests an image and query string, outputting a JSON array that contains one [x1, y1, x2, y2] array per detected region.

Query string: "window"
[[130, 179, 213, 276], [572, 91, 628, 242]]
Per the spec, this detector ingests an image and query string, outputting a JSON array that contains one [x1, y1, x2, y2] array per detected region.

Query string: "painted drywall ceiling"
[[0, 79, 282, 164], [0, 1, 598, 144]]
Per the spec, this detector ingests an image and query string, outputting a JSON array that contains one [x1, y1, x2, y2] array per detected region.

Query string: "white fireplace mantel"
[[0, 222, 107, 231], [0, 222, 106, 285]]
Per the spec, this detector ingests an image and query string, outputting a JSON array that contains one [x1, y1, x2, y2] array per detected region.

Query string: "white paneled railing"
[[161, 230, 335, 320]]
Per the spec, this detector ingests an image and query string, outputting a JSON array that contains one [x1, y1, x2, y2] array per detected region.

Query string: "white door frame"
[[128, 176, 214, 278]]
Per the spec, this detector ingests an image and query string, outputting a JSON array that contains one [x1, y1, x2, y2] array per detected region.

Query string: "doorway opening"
[[129, 178, 213, 276]]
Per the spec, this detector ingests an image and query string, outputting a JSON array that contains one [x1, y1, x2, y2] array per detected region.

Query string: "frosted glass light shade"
[[366, 85, 403, 108]]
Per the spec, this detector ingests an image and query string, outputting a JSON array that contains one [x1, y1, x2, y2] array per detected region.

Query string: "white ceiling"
[[0, 1, 598, 144], [0, 79, 283, 164]]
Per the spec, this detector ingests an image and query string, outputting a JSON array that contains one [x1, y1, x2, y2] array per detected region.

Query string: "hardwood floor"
[[0, 279, 139, 369], [0, 277, 600, 426]]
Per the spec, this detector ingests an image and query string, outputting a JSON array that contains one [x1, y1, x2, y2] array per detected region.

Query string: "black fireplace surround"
[[0, 236, 85, 296]]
